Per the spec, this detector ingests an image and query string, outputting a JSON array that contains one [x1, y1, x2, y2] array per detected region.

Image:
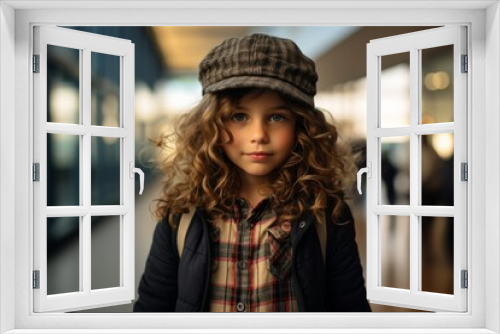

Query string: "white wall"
[[486, 2, 500, 333], [0, 2, 16, 333]]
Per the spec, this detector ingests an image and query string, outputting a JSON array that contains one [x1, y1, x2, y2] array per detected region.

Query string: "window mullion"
[[90, 127, 130, 138], [82, 47, 92, 294], [409, 47, 420, 295], [78, 48, 84, 294], [373, 205, 454, 216], [46, 123, 130, 137], [373, 123, 455, 137], [82, 214, 91, 294]]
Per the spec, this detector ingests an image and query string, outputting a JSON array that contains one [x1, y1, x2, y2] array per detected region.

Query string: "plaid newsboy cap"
[[198, 33, 318, 108]]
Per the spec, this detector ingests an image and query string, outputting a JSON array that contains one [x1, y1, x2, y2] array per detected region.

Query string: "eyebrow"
[[233, 105, 292, 112]]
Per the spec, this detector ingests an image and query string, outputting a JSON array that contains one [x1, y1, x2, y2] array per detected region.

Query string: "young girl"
[[134, 33, 371, 312]]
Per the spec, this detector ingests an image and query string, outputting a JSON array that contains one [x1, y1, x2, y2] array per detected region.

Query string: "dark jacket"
[[134, 201, 371, 312]]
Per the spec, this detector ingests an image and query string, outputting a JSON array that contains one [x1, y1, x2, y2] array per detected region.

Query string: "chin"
[[244, 169, 273, 177]]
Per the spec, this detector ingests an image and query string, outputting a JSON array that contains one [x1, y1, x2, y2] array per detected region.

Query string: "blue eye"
[[231, 113, 247, 122], [270, 114, 286, 122]]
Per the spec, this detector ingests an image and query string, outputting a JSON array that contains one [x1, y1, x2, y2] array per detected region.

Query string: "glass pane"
[[47, 133, 80, 206], [380, 215, 410, 290], [91, 216, 120, 290], [91, 52, 120, 127], [421, 45, 454, 124], [421, 216, 454, 294], [47, 217, 80, 295], [421, 134, 454, 206], [47, 44, 80, 124], [381, 136, 410, 205], [380, 52, 410, 128], [91, 137, 121, 205]]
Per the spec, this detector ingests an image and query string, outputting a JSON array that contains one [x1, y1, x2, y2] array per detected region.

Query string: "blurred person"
[[134, 33, 370, 312]]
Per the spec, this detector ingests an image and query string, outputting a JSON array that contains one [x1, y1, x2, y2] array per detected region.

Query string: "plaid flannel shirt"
[[208, 197, 298, 312]]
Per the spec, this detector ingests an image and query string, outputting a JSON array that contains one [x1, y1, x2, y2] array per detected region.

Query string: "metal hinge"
[[33, 163, 40, 182], [461, 163, 468, 181], [33, 270, 40, 289], [33, 54, 40, 73], [461, 54, 468, 73], [461, 270, 468, 289]]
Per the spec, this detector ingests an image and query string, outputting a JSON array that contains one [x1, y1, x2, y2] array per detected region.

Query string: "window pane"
[[47, 133, 80, 206], [421, 216, 454, 294], [91, 136, 121, 205], [421, 45, 454, 124], [380, 52, 410, 128], [380, 215, 410, 290], [47, 44, 80, 124], [421, 134, 454, 206], [91, 216, 120, 290], [381, 136, 410, 205], [91, 52, 120, 127], [47, 217, 80, 295]]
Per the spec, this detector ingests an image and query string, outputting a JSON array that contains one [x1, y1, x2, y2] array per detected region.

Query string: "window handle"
[[357, 161, 371, 195], [129, 162, 145, 195]]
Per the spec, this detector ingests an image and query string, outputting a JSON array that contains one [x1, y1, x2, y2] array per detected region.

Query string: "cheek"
[[220, 127, 240, 156], [275, 127, 296, 151]]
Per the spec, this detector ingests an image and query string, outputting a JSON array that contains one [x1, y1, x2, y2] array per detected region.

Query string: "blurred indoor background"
[[45, 26, 453, 313]]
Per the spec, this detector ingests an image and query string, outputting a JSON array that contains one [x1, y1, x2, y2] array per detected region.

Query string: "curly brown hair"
[[151, 88, 357, 228]]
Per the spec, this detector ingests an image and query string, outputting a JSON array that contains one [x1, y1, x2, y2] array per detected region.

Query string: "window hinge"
[[461, 270, 468, 289], [461, 54, 468, 73], [33, 54, 40, 73], [33, 163, 40, 182], [33, 270, 40, 289], [461, 162, 468, 181]]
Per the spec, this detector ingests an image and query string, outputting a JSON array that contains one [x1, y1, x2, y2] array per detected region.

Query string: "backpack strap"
[[177, 207, 196, 257], [176, 206, 327, 264]]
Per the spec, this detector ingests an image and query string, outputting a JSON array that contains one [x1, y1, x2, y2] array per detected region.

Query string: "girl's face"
[[221, 90, 297, 186]]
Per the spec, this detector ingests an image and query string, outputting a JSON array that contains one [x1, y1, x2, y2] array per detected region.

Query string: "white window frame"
[[0, 1, 498, 333]]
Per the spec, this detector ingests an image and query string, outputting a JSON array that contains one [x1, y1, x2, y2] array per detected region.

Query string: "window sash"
[[365, 26, 467, 312], [32, 25, 136, 313]]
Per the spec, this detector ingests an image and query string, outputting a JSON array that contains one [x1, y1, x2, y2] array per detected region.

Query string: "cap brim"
[[204, 76, 314, 108]]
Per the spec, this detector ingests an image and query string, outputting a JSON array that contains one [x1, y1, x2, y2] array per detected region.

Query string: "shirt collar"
[[233, 196, 274, 223]]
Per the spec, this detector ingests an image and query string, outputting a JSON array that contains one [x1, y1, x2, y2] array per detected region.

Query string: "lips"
[[247, 154, 269, 161], [246, 152, 272, 161], [246, 152, 271, 156]]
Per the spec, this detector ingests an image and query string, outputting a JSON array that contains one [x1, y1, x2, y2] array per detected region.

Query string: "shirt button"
[[236, 302, 246, 312], [281, 222, 291, 232], [238, 261, 248, 269], [299, 221, 307, 228]]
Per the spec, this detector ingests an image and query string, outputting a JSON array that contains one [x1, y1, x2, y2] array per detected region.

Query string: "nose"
[[250, 120, 269, 143]]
